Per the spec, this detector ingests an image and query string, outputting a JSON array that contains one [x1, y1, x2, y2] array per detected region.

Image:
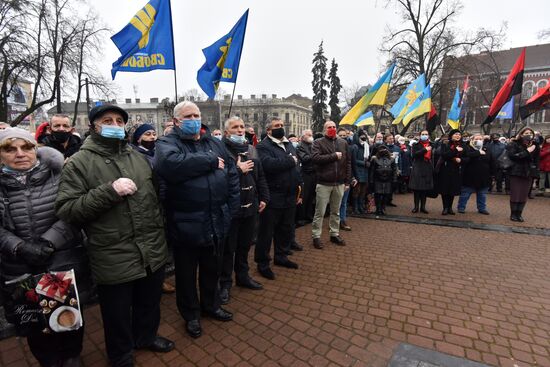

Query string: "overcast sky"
[[88, 0, 548, 102]]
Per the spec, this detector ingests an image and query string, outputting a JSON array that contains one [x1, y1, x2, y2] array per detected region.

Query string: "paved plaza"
[[1, 193, 549, 367]]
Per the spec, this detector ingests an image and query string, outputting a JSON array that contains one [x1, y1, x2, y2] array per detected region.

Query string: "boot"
[[510, 202, 520, 222], [412, 192, 419, 213], [375, 197, 383, 216], [516, 202, 526, 222], [420, 195, 428, 214]]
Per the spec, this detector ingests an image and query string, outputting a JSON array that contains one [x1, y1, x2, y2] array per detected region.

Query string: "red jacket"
[[540, 143, 550, 172]]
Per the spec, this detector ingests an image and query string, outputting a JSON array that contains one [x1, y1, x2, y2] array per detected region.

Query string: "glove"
[[112, 178, 137, 196], [16, 241, 54, 266]]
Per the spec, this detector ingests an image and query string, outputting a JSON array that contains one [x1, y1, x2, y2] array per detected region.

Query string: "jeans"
[[458, 186, 489, 211], [339, 186, 350, 222]]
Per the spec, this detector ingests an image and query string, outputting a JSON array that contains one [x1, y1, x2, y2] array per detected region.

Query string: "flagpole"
[[167, 0, 178, 102], [228, 83, 237, 117], [227, 9, 249, 118]]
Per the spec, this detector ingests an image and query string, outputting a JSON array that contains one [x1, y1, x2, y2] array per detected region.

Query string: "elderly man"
[[296, 129, 315, 224], [154, 102, 240, 339], [311, 121, 352, 249], [55, 105, 173, 366], [254, 117, 302, 280], [219, 116, 270, 304], [41, 114, 82, 158]]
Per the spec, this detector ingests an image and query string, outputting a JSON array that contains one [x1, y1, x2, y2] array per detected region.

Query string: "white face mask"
[[398, 139, 405, 145]]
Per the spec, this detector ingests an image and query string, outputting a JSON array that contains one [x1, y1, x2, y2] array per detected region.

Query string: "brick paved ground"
[[1, 193, 549, 367]]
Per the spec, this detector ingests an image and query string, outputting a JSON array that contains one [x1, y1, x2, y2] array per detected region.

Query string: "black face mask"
[[140, 140, 156, 150], [522, 135, 533, 143], [360, 136, 368, 141], [271, 127, 285, 139], [51, 131, 71, 143], [245, 132, 255, 142]]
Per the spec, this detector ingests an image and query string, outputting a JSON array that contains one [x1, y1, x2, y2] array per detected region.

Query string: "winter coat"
[[462, 145, 494, 190], [351, 135, 369, 183], [154, 126, 240, 247], [256, 136, 302, 209], [437, 142, 468, 195], [487, 141, 506, 166], [0, 148, 90, 283], [297, 141, 315, 175], [131, 143, 155, 167], [369, 155, 397, 194], [398, 145, 412, 177], [539, 143, 550, 172], [311, 136, 352, 186], [55, 133, 168, 285], [409, 142, 434, 191], [506, 140, 540, 178], [42, 134, 82, 158], [223, 137, 270, 218]]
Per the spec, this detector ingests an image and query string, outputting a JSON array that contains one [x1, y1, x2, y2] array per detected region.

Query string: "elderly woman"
[[0, 128, 90, 367], [506, 127, 540, 222], [457, 133, 493, 215]]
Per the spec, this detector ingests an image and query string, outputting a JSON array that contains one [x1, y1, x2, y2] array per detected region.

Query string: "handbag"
[[497, 150, 513, 171]]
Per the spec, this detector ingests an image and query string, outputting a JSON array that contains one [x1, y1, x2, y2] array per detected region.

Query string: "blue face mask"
[[229, 134, 246, 144], [292, 141, 299, 148], [180, 119, 201, 135], [100, 125, 126, 140], [420, 135, 429, 141]]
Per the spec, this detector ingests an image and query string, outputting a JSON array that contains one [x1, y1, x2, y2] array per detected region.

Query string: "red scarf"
[[450, 141, 462, 156], [421, 141, 431, 161]]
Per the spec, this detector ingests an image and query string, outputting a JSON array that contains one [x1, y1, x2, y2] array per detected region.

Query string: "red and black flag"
[[519, 80, 550, 119], [483, 48, 526, 125], [426, 104, 440, 133]]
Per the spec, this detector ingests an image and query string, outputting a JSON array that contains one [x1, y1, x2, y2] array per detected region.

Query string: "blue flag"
[[110, 0, 175, 79], [496, 96, 514, 119], [390, 74, 426, 125], [197, 10, 249, 99]]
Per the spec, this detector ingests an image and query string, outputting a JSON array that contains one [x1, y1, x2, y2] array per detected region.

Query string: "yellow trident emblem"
[[130, 4, 157, 49]]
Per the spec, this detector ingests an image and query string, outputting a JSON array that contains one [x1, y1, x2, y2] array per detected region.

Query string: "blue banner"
[[197, 10, 249, 99], [111, 0, 175, 79]]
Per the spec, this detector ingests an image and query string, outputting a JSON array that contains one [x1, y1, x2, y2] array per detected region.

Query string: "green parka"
[[55, 132, 168, 285]]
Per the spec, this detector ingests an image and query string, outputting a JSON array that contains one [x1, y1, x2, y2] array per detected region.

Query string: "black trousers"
[[220, 215, 257, 289], [96, 266, 164, 366], [296, 172, 316, 222], [173, 245, 221, 321], [255, 206, 295, 270], [441, 194, 455, 209]]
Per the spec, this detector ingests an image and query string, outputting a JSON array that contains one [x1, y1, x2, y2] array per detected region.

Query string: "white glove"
[[112, 178, 137, 196]]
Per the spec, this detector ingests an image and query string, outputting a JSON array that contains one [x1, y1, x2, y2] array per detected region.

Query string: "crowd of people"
[[0, 103, 548, 367]]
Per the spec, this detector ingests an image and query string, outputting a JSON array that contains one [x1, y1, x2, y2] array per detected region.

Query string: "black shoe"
[[386, 202, 397, 207], [295, 220, 308, 228], [236, 277, 263, 290], [330, 236, 346, 246], [219, 287, 230, 305], [420, 208, 429, 214], [284, 249, 294, 256], [478, 210, 490, 215], [274, 258, 299, 269], [258, 266, 275, 280], [448, 209, 455, 215], [139, 336, 175, 353], [312, 238, 324, 249], [185, 320, 202, 338], [203, 308, 233, 322], [411, 207, 419, 213], [441, 208, 449, 215], [290, 242, 303, 251]]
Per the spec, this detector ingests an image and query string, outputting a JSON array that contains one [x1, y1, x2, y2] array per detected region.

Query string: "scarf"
[[361, 141, 370, 160], [1, 160, 41, 185], [420, 141, 431, 161]]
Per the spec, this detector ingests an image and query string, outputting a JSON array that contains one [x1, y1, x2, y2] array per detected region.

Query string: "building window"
[[254, 113, 258, 121], [262, 113, 267, 122], [522, 81, 535, 100], [534, 110, 543, 123], [538, 80, 548, 91], [466, 111, 474, 125], [285, 113, 290, 123], [273, 112, 279, 117]]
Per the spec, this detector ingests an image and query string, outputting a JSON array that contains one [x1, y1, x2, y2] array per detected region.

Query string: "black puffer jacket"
[[154, 125, 240, 247], [0, 147, 89, 282], [506, 140, 540, 178], [223, 137, 270, 218]]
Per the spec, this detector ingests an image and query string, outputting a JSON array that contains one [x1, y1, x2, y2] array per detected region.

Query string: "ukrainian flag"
[[390, 74, 426, 125], [354, 111, 375, 126], [447, 87, 461, 129], [339, 64, 395, 125], [402, 85, 432, 127]]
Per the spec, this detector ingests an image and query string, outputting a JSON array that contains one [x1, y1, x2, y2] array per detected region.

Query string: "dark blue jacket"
[[350, 134, 368, 183], [256, 137, 302, 209], [154, 126, 240, 247]]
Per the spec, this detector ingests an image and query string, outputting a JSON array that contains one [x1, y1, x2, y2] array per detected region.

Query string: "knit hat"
[[0, 127, 37, 146], [132, 123, 155, 144], [448, 129, 461, 139]]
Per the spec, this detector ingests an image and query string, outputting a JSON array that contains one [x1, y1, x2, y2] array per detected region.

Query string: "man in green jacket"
[[55, 105, 174, 367]]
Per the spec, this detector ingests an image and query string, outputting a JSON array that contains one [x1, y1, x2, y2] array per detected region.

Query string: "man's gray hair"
[[173, 101, 198, 118], [265, 117, 283, 131], [301, 129, 312, 138], [224, 116, 244, 131]]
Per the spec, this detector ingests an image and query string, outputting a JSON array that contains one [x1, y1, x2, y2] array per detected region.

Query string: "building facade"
[[440, 43, 550, 135]]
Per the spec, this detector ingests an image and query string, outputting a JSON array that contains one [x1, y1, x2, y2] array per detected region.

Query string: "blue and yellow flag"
[[340, 64, 395, 125], [447, 87, 461, 129], [402, 85, 432, 127], [197, 10, 249, 99], [496, 95, 514, 120], [353, 111, 375, 126], [110, 0, 175, 79], [390, 74, 426, 125]]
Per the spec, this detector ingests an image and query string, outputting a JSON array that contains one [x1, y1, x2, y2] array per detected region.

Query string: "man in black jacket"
[[42, 114, 82, 159], [219, 117, 270, 304], [254, 117, 302, 280], [154, 102, 240, 339], [296, 129, 315, 225]]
